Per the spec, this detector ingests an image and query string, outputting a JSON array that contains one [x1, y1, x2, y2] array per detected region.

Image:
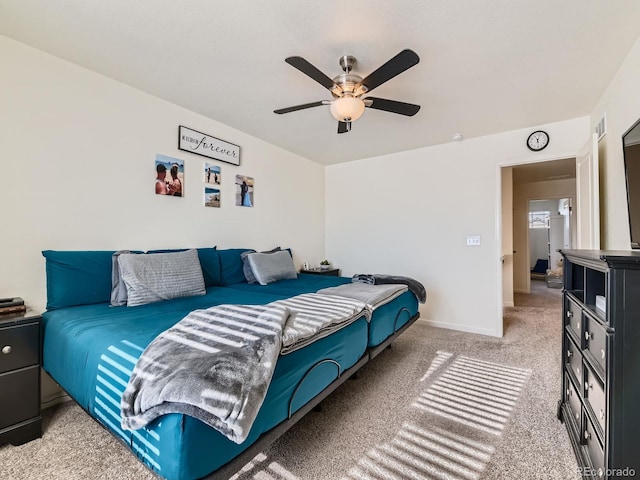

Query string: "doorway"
[[502, 158, 577, 309], [528, 198, 571, 298], [529, 199, 571, 278]]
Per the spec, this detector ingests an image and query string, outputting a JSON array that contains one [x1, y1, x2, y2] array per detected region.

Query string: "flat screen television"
[[622, 118, 640, 249]]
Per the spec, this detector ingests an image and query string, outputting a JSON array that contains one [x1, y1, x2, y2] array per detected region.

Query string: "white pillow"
[[247, 250, 297, 285], [118, 249, 205, 306]]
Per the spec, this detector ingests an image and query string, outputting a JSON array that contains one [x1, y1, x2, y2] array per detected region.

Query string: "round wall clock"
[[527, 130, 550, 151]]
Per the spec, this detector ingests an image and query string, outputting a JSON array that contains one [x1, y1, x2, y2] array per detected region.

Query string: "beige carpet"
[[1, 281, 578, 479]]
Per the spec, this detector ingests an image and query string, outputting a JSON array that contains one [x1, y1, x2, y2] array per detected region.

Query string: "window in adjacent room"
[[529, 211, 550, 229]]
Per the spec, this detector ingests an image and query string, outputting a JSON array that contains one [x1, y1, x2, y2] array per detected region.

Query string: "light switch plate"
[[467, 235, 481, 246]]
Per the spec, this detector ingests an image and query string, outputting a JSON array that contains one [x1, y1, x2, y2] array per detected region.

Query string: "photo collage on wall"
[[204, 163, 221, 208], [153, 127, 250, 207], [235, 175, 254, 207], [154, 154, 184, 197]]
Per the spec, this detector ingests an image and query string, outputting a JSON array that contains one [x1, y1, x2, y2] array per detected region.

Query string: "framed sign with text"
[[178, 125, 240, 166]]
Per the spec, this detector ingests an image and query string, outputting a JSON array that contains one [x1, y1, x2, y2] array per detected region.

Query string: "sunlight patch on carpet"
[[342, 422, 496, 480], [420, 351, 453, 382], [413, 355, 530, 436], [344, 354, 530, 479], [230, 452, 300, 480]]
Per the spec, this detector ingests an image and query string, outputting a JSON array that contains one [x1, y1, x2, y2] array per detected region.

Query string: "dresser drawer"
[[0, 323, 39, 374], [566, 336, 583, 389], [583, 315, 607, 375], [0, 366, 40, 430], [583, 413, 605, 479], [565, 373, 582, 426], [566, 298, 582, 339], [585, 365, 606, 436]]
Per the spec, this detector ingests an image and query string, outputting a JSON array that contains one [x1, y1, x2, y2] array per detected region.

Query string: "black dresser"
[[0, 310, 42, 446], [558, 250, 640, 479]]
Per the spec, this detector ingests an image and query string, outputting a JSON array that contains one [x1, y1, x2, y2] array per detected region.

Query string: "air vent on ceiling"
[[595, 113, 607, 142]]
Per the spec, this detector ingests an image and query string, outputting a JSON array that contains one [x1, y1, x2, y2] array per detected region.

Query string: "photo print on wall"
[[204, 187, 220, 208], [235, 175, 254, 207], [155, 154, 184, 197], [204, 163, 221, 186]]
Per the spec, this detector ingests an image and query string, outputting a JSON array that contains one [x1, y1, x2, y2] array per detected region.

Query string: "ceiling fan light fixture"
[[330, 95, 365, 122]]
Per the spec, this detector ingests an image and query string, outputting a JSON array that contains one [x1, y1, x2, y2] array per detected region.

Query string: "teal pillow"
[[197, 247, 222, 287], [146, 247, 221, 287], [218, 248, 252, 285], [42, 250, 115, 310]]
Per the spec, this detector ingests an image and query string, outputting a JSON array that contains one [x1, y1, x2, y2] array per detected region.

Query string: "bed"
[[40, 247, 422, 480]]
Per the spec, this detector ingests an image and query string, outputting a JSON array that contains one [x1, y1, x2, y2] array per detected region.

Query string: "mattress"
[[42, 286, 369, 480], [225, 274, 419, 347]]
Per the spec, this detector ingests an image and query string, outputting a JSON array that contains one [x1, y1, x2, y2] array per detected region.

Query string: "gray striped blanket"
[[316, 283, 408, 312], [120, 293, 367, 443], [277, 293, 370, 354]]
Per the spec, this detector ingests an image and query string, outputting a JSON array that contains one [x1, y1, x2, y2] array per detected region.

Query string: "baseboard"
[[417, 318, 501, 337], [41, 392, 72, 410], [503, 301, 515, 307]]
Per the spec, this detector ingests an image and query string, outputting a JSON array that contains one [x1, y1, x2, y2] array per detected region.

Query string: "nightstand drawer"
[[0, 323, 39, 374], [0, 366, 40, 430]]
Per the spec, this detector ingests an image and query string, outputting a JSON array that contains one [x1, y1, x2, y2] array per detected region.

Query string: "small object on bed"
[[352, 274, 427, 303]]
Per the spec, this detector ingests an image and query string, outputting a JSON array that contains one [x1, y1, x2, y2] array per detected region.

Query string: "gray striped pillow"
[[118, 249, 205, 307], [247, 250, 297, 285]]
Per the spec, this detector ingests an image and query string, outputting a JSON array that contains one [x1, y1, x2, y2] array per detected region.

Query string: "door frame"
[[497, 152, 581, 337]]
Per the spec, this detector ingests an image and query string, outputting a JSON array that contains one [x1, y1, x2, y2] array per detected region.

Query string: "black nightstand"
[[300, 268, 340, 277], [0, 310, 42, 446]]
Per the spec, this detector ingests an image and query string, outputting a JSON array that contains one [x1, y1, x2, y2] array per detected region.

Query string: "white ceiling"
[[2, 1, 640, 165]]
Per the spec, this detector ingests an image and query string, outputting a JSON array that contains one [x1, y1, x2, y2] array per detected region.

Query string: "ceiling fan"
[[274, 49, 421, 134]]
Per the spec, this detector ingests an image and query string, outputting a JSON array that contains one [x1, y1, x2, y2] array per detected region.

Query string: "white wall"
[[590, 34, 640, 249], [529, 229, 548, 269], [326, 118, 588, 336], [0, 36, 326, 315]]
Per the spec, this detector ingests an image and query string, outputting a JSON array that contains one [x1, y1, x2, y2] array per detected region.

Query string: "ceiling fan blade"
[[274, 101, 326, 114], [337, 121, 351, 134], [285, 56, 336, 90], [365, 97, 421, 116], [357, 49, 420, 93]]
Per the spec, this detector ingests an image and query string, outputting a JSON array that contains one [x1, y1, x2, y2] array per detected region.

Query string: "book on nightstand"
[[0, 297, 27, 315]]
